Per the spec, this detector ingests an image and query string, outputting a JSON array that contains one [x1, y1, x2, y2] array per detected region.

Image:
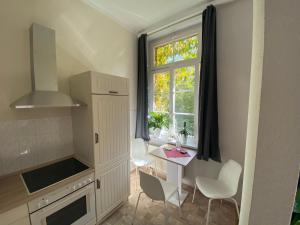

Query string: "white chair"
[[131, 138, 157, 189], [192, 159, 242, 225], [132, 170, 181, 225]]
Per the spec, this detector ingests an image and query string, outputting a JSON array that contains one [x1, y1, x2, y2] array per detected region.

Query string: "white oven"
[[29, 176, 96, 225]]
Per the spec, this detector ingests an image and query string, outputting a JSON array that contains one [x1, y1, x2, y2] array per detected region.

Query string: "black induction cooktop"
[[22, 158, 89, 193]]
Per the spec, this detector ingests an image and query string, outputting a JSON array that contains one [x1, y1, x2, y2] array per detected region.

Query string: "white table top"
[[149, 144, 197, 167]]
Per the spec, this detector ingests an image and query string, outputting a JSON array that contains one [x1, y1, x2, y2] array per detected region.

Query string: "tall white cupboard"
[[70, 71, 130, 223]]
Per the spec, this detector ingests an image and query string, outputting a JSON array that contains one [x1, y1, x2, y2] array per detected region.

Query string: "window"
[[149, 28, 201, 143]]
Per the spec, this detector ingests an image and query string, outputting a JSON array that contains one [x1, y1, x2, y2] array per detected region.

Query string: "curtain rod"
[[138, 0, 235, 37]]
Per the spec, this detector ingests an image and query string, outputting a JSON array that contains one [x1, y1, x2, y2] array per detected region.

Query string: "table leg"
[[166, 162, 188, 206]]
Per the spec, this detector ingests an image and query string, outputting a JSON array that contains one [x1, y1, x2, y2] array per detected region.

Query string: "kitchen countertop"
[[0, 167, 94, 214]]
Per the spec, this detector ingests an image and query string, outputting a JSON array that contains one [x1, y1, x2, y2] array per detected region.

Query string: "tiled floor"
[[102, 171, 238, 225]]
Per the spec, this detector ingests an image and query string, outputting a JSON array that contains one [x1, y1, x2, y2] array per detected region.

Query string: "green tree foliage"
[[174, 36, 198, 62], [153, 72, 170, 112], [175, 66, 195, 114], [155, 43, 173, 66], [155, 35, 198, 66]]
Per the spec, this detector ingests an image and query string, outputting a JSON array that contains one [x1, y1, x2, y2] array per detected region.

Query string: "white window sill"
[[148, 135, 197, 150]]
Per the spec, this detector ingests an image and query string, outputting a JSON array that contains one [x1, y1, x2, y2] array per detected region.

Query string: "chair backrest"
[[131, 138, 147, 159], [218, 159, 242, 196], [139, 170, 165, 201]]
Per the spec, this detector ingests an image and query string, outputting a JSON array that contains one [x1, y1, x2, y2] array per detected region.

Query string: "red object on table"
[[163, 148, 191, 158]]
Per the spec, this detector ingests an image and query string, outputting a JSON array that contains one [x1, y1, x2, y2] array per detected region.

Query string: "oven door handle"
[[34, 184, 93, 215], [30, 183, 96, 225]]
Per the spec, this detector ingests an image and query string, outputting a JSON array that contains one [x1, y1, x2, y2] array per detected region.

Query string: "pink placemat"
[[163, 148, 191, 158]]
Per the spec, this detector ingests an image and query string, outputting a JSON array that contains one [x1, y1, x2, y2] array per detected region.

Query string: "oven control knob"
[[72, 185, 76, 191], [38, 202, 42, 208], [45, 199, 49, 205], [78, 183, 82, 188], [88, 178, 92, 183]]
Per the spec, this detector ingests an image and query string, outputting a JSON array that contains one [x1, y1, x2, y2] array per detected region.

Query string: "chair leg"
[[132, 192, 143, 225], [219, 199, 223, 208], [135, 166, 139, 191], [230, 198, 240, 218], [164, 201, 168, 225], [149, 165, 156, 177], [148, 165, 152, 175], [192, 183, 197, 203], [205, 199, 213, 225], [154, 160, 158, 177]]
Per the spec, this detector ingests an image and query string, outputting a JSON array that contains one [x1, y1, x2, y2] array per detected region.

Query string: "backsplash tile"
[[0, 116, 74, 176]]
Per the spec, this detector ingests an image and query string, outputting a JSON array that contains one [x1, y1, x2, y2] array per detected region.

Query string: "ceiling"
[[83, 0, 211, 34]]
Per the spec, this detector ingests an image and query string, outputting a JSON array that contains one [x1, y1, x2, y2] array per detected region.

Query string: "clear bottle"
[[175, 134, 181, 151]]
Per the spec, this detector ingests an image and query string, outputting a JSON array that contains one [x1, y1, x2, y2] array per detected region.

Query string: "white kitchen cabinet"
[[0, 204, 30, 225], [70, 71, 130, 223], [95, 159, 130, 221], [91, 72, 129, 96]]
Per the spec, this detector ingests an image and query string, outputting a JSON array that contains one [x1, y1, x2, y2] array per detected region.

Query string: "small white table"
[[149, 144, 197, 206]]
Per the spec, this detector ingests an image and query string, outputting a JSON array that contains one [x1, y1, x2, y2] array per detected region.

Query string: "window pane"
[[174, 36, 198, 62], [175, 114, 194, 135], [174, 66, 195, 113], [175, 66, 195, 91], [153, 93, 169, 112], [153, 72, 170, 112], [155, 43, 173, 66], [154, 72, 170, 93], [175, 92, 194, 113]]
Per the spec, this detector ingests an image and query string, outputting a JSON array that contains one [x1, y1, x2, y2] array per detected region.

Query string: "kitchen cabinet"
[[95, 159, 130, 220], [70, 71, 130, 223], [92, 95, 130, 168], [0, 204, 30, 225], [91, 72, 129, 96]]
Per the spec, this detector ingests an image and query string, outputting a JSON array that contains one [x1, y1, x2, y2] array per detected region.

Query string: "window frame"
[[148, 25, 202, 142]]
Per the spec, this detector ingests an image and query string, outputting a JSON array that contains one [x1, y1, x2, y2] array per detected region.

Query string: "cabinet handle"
[[109, 90, 118, 94], [96, 179, 101, 189], [95, 132, 99, 144]]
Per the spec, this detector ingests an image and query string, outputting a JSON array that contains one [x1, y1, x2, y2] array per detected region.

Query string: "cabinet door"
[[95, 159, 130, 222], [91, 73, 129, 95], [93, 95, 130, 168]]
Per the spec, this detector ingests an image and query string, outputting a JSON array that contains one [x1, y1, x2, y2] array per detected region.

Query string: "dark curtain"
[[135, 34, 150, 141], [197, 5, 221, 162]]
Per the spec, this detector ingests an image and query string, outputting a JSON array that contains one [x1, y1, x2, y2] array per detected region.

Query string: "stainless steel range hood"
[[10, 23, 84, 109]]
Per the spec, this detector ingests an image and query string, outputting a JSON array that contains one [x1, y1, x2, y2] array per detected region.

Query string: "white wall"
[[0, 117, 73, 176], [239, 0, 264, 223], [0, 0, 137, 121], [0, 0, 137, 175], [217, 0, 252, 169], [240, 0, 300, 224], [149, 0, 253, 202]]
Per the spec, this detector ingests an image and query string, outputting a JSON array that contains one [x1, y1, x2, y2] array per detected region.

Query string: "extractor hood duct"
[[10, 23, 84, 109]]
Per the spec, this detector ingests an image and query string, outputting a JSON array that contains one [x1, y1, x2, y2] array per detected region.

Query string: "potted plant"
[[179, 121, 190, 144], [148, 112, 170, 137]]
